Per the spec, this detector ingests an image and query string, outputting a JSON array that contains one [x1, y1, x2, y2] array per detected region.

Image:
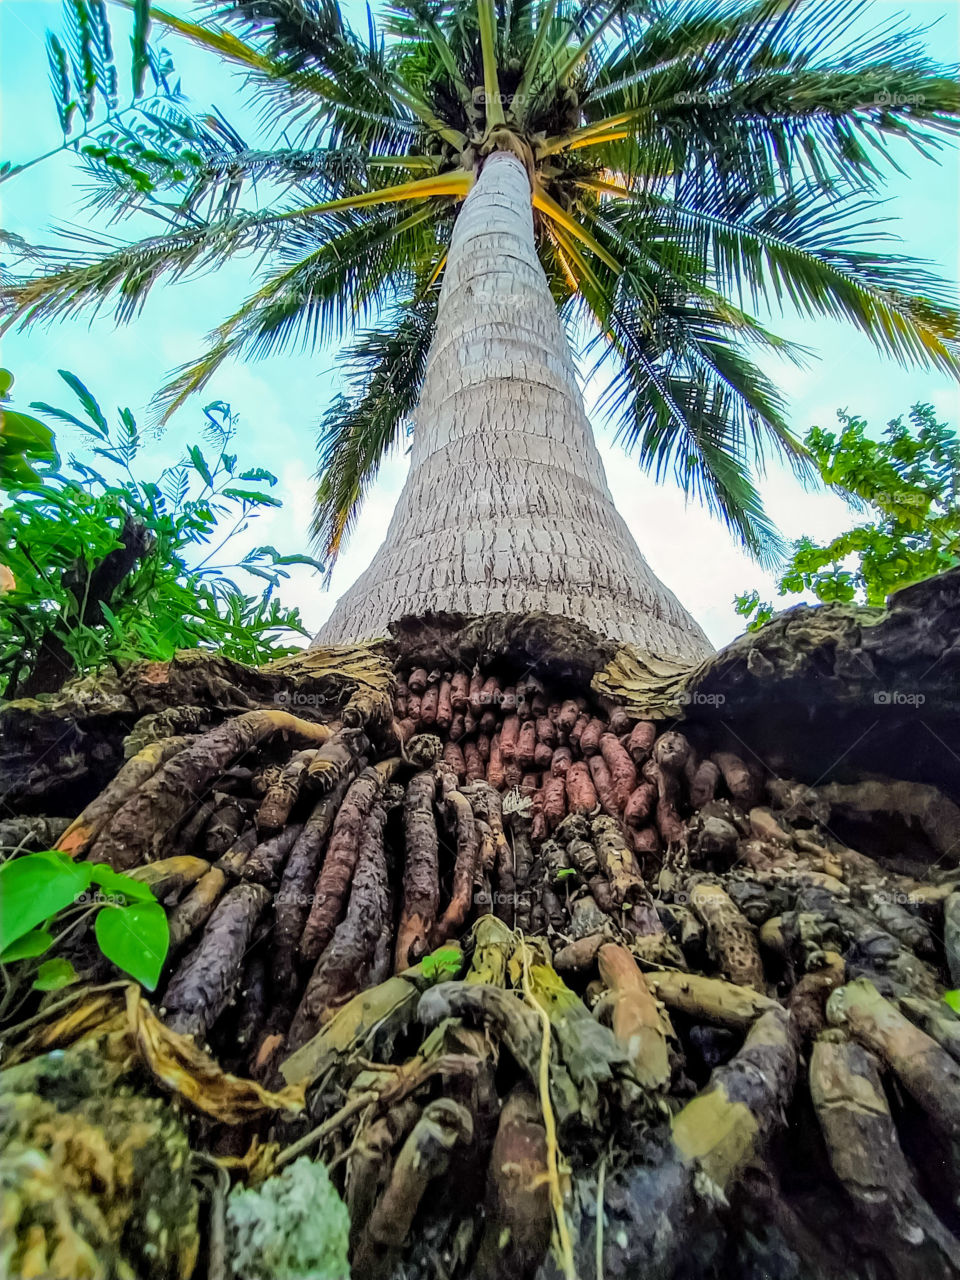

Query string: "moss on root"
[[0, 1049, 199, 1280]]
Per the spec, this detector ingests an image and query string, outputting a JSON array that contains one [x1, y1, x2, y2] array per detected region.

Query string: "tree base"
[[3, 581, 960, 1279]]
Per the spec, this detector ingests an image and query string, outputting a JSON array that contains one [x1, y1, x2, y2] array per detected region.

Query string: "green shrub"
[[736, 403, 960, 628], [0, 849, 170, 1018], [0, 370, 321, 696]]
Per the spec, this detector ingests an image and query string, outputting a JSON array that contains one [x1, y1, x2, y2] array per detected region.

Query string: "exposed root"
[[518, 935, 576, 1280], [810, 1035, 960, 1275], [6, 624, 960, 1280]]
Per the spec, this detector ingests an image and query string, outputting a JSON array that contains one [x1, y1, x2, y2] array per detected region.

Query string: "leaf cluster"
[[0, 849, 169, 1005], [1, 0, 180, 188], [0, 369, 59, 489], [735, 401, 960, 627]]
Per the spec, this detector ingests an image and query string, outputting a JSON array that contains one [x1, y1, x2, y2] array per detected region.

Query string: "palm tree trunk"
[[316, 150, 711, 660]]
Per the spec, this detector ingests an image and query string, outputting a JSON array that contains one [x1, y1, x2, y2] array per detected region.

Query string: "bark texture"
[[315, 151, 711, 661]]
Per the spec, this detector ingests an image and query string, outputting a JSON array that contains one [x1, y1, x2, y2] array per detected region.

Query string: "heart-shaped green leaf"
[[0, 852, 93, 951], [95, 901, 170, 990]]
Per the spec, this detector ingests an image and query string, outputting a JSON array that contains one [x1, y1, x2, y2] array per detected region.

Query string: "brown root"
[[597, 943, 671, 1089], [54, 735, 194, 858], [240, 823, 304, 888], [299, 759, 399, 963], [163, 882, 271, 1038], [565, 761, 598, 815], [590, 816, 650, 915], [647, 970, 777, 1029], [306, 730, 368, 794], [395, 770, 441, 971], [273, 770, 360, 988], [689, 877, 765, 990], [599, 733, 637, 809], [353, 1099, 474, 1278], [90, 711, 331, 868], [256, 748, 316, 834], [671, 1005, 797, 1190], [289, 801, 392, 1049], [827, 978, 960, 1144], [167, 866, 228, 951], [431, 791, 481, 946], [810, 1035, 960, 1275], [474, 1085, 550, 1280]]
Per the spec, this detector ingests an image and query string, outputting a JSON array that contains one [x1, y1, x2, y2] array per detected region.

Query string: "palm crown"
[[5, 0, 960, 567]]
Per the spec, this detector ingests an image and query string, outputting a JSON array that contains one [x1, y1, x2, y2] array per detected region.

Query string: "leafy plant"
[[420, 945, 462, 981], [6, 1, 960, 568], [0, 849, 170, 1016], [736, 403, 960, 629], [0, 369, 58, 490], [0, 370, 320, 697]]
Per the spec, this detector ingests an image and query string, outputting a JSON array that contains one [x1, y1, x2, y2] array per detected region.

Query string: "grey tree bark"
[[315, 151, 711, 661]]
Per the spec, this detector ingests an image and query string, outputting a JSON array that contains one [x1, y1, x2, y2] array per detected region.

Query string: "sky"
[[2, 0, 959, 649]]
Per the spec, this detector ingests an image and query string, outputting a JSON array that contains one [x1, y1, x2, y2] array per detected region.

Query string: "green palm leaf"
[[312, 290, 439, 571]]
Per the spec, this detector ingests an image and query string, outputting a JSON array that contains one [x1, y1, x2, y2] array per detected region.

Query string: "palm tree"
[[5, 0, 959, 656]]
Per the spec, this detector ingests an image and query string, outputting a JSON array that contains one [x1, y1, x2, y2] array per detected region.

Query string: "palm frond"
[[597, 303, 788, 565], [582, 0, 960, 196], [312, 290, 439, 573], [210, 0, 471, 147], [659, 184, 960, 374], [148, 1, 422, 152], [1, 213, 284, 327], [152, 202, 449, 421]]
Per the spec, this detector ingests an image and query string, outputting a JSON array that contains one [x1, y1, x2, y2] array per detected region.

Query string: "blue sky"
[[2, 0, 959, 647]]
